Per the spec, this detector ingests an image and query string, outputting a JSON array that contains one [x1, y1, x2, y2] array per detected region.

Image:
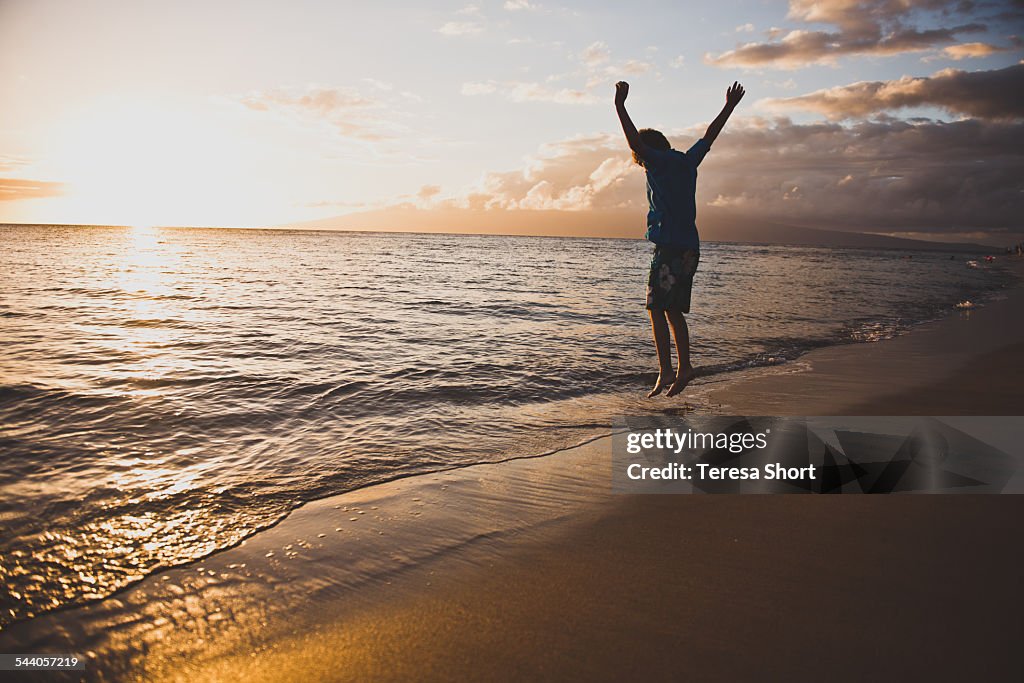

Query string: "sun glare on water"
[[86, 223, 202, 399]]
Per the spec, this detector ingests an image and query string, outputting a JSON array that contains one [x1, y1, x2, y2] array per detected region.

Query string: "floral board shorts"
[[646, 246, 700, 313]]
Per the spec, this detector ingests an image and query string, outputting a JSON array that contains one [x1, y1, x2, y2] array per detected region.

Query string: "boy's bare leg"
[[665, 310, 695, 397], [648, 309, 675, 397]]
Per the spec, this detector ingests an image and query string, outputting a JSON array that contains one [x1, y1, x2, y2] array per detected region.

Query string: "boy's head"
[[633, 128, 671, 167]]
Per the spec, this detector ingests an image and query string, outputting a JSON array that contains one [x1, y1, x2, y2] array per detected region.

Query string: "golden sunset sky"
[[1, 0, 1021, 242]]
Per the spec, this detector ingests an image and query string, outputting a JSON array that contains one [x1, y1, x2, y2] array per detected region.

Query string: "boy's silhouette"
[[615, 80, 745, 397]]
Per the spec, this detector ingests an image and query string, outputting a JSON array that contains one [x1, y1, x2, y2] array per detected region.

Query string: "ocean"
[[0, 224, 1013, 627]]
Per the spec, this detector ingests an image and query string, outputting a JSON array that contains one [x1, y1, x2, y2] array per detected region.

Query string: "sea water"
[[0, 224, 1013, 626]]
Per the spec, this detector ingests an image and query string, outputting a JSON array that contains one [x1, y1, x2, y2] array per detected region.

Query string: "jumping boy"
[[614, 79, 744, 397]]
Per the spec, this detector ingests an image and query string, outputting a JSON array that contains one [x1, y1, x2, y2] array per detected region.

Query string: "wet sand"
[[3, 266, 1023, 682], [193, 497, 1024, 683]]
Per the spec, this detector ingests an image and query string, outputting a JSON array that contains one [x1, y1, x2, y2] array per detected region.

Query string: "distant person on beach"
[[615, 79, 744, 397]]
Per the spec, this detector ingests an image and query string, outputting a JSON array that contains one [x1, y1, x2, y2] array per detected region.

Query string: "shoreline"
[[2, 264, 1023, 681], [705, 261, 1024, 415]]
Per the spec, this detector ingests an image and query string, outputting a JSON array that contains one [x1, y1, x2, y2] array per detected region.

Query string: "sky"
[[1, 0, 1022, 242]]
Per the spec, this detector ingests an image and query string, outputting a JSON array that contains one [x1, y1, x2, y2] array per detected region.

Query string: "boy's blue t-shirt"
[[642, 138, 710, 250]]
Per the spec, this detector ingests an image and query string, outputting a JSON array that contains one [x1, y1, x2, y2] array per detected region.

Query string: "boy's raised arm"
[[615, 81, 647, 156], [703, 81, 745, 146]]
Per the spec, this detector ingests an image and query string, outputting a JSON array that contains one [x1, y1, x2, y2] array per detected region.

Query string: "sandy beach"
[[3, 265, 1023, 682]]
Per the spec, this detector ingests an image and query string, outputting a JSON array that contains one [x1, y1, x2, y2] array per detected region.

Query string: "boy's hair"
[[633, 128, 671, 167]]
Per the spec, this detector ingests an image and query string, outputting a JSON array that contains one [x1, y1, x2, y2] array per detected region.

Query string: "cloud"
[[437, 21, 484, 36], [736, 23, 755, 33], [459, 134, 636, 211], [530, 42, 655, 93], [461, 82, 498, 96], [0, 178, 64, 201], [238, 85, 406, 142], [611, 59, 653, 76], [938, 41, 1010, 59], [463, 41, 650, 106], [762, 63, 1024, 120], [705, 0, 990, 69], [417, 184, 442, 200], [461, 80, 597, 104], [504, 0, 544, 10], [0, 155, 31, 173], [577, 43, 654, 87], [440, 3, 512, 35], [580, 41, 610, 66], [694, 116, 1024, 231], [241, 87, 373, 114], [583, 58, 654, 88], [451, 116, 1024, 233]]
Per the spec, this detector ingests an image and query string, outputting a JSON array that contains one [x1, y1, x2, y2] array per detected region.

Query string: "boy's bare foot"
[[647, 371, 676, 398], [665, 364, 696, 397]]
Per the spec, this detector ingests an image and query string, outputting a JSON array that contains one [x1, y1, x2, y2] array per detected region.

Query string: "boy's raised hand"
[[726, 81, 745, 107], [705, 82, 744, 144], [615, 81, 629, 106]]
